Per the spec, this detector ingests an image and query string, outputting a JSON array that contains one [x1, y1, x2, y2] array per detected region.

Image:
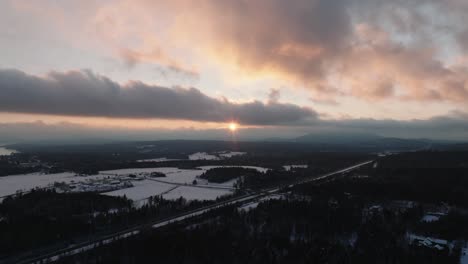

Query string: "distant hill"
[[292, 131, 432, 151]]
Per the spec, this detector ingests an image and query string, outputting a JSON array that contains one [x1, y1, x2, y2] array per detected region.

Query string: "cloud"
[[5, 0, 468, 108], [0, 69, 317, 125], [123, 0, 468, 103]]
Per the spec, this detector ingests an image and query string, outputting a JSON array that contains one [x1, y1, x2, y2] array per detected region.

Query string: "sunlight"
[[228, 122, 238, 132]]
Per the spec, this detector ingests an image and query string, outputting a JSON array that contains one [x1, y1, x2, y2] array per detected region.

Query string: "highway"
[[15, 160, 373, 264]]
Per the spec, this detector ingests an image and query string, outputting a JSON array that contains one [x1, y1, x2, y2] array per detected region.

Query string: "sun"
[[228, 122, 238, 132]]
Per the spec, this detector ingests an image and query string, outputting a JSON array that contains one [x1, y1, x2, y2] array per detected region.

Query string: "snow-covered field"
[[421, 213, 445, 223], [0, 172, 87, 197], [188, 152, 220, 160], [136, 158, 181, 163], [7, 172, 125, 198], [104, 180, 175, 202], [218, 151, 246, 158], [283, 165, 308, 171], [1, 164, 269, 204], [199, 165, 270, 173], [0, 147, 16, 156], [461, 245, 468, 264]]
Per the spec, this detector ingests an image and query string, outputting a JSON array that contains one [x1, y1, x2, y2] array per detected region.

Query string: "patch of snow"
[[422, 215, 441, 223], [461, 245, 468, 264], [136, 158, 181, 162], [198, 165, 270, 173], [104, 180, 174, 202], [218, 151, 246, 158], [237, 194, 285, 212], [0, 147, 17, 156], [238, 202, 259, 212], [283, 165, 308, 171], [408, 234, 449, 250], [0, 172, 82, 197], [188, 152, 220, 160]]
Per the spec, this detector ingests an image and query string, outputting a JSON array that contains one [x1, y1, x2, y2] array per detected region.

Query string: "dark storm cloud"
[[0, 69, 317, 125]]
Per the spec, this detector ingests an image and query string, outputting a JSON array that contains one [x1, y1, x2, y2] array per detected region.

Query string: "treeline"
[[294, 167, 468, 208], [0, 190, 213, 259], [58, 197, 461, 263]]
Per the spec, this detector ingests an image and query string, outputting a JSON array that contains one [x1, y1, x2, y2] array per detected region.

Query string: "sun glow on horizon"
[[228, 122, 238, 132]]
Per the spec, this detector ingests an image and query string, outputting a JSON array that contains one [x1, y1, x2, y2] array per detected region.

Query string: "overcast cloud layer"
[[0, 69, 317, 125]]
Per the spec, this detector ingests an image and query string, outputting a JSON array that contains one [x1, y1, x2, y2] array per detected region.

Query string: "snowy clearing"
[[188, 152, 220, 160], [421, 212, 446, 223], [104, 180, 175, 202], [218, 151, 246, 158], [461, 245, 468, 264], [0, 172, 78, 197], [136, 158, 182, 162], [198, 165, 270, 173], [283, 165, 308, 171], [0, 147, 16, 156]]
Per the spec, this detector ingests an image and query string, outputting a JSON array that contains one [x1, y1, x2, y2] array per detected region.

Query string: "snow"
[[461, 245, 468, 264], [198, 165, 270, 173], [188, 152, 220, 160], [0, 172, 78, 197], [218, 151, 246, 158], [162, 186, 232, 201], [408, 234, 448, 250], [283, 165, 308, 171], [421, 214, 441, 222], [100, 166, 241, 187], [0, 147, 16, 156], [136, 158, 181, 162], [104, 180, 175, 202], [238, 194, 285, 212], [0, 165, 267, 203], [238, 202, 259, 211], [100, 167, 178, 176]]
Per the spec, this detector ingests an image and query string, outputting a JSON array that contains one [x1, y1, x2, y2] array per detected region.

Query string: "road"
[[15, 160, 373, 264]]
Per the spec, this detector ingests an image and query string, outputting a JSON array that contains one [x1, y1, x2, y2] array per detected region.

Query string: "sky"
[[1, 0, 468, 142]]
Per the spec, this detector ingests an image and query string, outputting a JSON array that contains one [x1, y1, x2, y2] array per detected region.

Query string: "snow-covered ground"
[[218, 151, 246, 158], [421, 212, 446, 223], [0, 147, 16, 156], [283, 165, 308, 171], [408, 234, 450, 251], [189, 151, 247, 160], [1, 164, 269, 204], [188, 152, 220, 160], [100, 167, 238, 204], [461, 245, 468, 264], [136, 158, 181, 162], [104, 180, 175, 202], [238, 194, 285, 212], [199, 165, 270, 173], [0, 172, 79, 197]]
